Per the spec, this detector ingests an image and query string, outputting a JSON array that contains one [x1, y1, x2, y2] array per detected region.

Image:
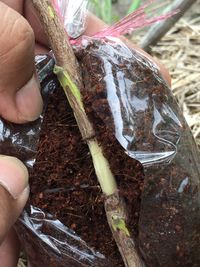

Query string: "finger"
[[35, 43, 49, 55], [0, 156, 29, 244], [85, 14, 171, 86], [0, 2, 43, 123], [24, 1, 49, 47], [1, 0, 49, 53], [0, 0, 23, 13], [0, 230, 20, 267]]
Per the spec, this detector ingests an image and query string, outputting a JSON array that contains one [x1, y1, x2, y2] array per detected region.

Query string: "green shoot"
[[88, 141, 117, 196], [112, 215, 130, 236], [54, 65, 84, 111], [127, 0, 141, 15], [54, 65, 117, 196], [90, 0, 113, 24]]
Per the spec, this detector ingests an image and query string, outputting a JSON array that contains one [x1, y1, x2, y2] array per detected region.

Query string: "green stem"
[[54, 65, 117, 196], [127, 0, 141, 15], [88, 141, 117, 195]]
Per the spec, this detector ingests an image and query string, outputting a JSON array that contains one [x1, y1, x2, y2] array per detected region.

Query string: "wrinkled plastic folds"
[[53, 0, 89, 38], [75, 37, 200, 266], [11, 55, 111, 267], [17, 207, 111, 267]]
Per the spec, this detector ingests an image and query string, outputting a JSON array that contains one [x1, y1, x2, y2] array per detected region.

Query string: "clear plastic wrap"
[[0, 55, 55, 168], [75, 36, 200, 266], [13, 55, 112, 266], [7, 1, 200, 267], [16, 208, 111, 267], [53, 0, 89, 38]]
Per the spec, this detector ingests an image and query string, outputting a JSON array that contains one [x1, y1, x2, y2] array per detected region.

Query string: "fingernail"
[[16, 74, 43, 122], [0, 156, 29, 199]]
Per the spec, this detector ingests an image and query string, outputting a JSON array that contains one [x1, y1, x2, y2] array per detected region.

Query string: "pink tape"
[[53, 0, 177, 43], [92, 2, 177, 38]]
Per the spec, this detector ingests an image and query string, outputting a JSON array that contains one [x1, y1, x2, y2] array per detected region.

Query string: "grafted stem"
[[31, 1, 144, 266]]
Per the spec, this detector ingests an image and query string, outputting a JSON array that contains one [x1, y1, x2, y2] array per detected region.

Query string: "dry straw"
[[150, 16, 200, 148]]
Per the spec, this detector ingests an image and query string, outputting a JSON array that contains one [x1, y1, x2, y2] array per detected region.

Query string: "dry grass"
[[152, 17, 200, 148], [17, 254, 27, 267]]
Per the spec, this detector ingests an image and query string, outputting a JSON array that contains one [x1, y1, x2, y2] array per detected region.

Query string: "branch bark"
[[105, 192, 145, 267], [31, 1, 144, 266], [32, 0, 94, 141], [140, 0, 197, 52]]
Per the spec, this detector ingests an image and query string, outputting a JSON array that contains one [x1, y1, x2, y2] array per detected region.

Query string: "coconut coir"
[[75, 38, 200, 267], [21, 82, 144, 266], [15, 36, 200, 266]]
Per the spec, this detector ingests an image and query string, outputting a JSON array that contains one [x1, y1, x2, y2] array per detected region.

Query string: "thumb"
[[0, 156, 29, 244], [0, 2, 43, 123]]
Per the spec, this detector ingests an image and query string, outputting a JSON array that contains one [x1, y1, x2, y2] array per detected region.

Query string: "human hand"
[[0, 1, 171, 267], [0, 1, 49, 266], [85, 13, 171, 86]]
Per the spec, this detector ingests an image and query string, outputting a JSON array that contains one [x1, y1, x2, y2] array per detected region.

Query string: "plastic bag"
[[0, 55, 55, 167], [75, 36, 200, 266], [13, 56, 112, 266], [53, 0, 89, 38], [67, 1, 200, 266], [10, 1, 200, 267]]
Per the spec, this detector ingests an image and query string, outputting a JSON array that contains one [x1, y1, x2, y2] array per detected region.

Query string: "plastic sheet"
[[12, 55, 112, 266], [16, 207, 111, 267], [0, 55, 55, 168], [8, 2, 200, 267], [53, 0, 89, 38], [75, 36, 200, 266], [16, 39, 200, 267]]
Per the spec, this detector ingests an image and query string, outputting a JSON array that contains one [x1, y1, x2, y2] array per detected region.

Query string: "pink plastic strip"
[[92, 2, 177, 38], [53, 0, 178, 43]]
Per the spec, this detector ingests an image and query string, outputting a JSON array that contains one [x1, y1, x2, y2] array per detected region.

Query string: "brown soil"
[[76, 38, 200, 267], [21, 81, 143, 266], [14, 35, 200, 267]]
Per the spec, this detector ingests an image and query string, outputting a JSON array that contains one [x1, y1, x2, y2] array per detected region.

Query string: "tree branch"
[[140, 0, 197, 52]]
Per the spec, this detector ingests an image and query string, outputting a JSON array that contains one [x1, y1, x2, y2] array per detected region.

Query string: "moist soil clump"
[[28, 84, 144, 266]]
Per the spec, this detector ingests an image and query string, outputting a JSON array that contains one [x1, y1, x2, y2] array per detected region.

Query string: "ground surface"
[[138, 0, 200, 148]]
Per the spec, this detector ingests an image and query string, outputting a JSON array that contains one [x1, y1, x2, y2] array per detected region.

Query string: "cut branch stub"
[[105, 192, 145, 267], [140, 0, 197, 52]]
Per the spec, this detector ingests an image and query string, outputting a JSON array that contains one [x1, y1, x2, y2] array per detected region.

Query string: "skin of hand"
[[0, 1, 171, 267]]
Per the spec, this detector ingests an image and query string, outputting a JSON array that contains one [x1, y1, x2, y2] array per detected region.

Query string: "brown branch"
[[105, 192, 145, 267], [32, 0, 94, 141], [33, 1, 79, 84], [140, 0, 197, 52]]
